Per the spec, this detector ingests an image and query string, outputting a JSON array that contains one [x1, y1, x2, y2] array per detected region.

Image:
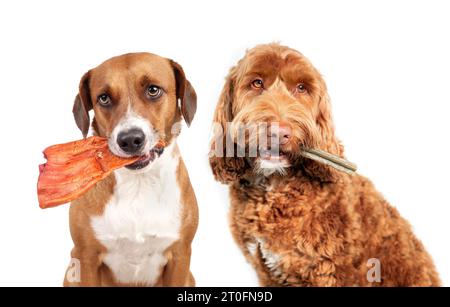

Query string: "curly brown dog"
[[209, 43, 440, 286]]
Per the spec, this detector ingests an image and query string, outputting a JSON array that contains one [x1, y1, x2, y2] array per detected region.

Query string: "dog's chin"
[[255, 154, 291, 177]]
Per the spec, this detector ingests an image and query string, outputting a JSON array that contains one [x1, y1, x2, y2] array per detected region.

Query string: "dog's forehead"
[[239, 47, 318, 84], [89, 53, 174, 88], [241, 48, 305, 74]]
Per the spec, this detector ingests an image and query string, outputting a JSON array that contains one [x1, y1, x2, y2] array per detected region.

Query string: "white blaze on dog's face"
[[108, 106, 161, 172], [72, 53, 197, 172]]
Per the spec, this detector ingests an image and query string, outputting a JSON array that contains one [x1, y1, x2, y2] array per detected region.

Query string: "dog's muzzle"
[[114, 128, 163, 170]]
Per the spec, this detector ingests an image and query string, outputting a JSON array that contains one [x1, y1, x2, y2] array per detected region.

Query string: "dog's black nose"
[[117, 129, 145, 154]]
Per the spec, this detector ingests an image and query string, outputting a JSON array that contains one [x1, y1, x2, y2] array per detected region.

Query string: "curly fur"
[[209, 43, 440, 286]]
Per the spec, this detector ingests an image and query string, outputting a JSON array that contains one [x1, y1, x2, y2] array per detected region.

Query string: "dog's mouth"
[[259, 147, 291, 164], [125, 144, 165, 170]]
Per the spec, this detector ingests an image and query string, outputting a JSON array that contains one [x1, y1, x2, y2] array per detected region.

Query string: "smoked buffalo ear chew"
[[37, 136, 166, 209]]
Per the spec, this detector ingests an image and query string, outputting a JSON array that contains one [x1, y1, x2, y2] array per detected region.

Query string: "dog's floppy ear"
[[301, 85, 345, 182], [72, 71, 92, 138], [209, 66, 249, 184], [170, 60, 197, 126]]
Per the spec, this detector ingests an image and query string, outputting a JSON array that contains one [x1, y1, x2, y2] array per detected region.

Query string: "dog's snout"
[[117, 128, 146, 154], [269, 124, 292, 145]]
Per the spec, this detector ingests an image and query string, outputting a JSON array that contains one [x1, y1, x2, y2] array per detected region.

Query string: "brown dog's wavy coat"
[[210, 43, 440, 286]]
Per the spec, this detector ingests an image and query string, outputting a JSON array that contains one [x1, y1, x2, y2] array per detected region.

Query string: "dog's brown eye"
[[97, 94, 111, 106], [297, 83, 307, 93], [251, 79, 264, 89], [146, 85, 162, 99]]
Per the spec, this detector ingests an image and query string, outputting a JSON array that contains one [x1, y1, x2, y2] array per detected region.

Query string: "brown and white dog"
[[64, 53, 198, 286], [209, 43, 440, 286]]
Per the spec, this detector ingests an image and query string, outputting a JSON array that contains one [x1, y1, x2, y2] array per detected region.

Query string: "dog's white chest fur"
[[247, 238, 282, 278], [91, 143, 181, 285]]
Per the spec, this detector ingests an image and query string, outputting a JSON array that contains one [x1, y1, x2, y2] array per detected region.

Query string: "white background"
[[0, 0, 449, 286]]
